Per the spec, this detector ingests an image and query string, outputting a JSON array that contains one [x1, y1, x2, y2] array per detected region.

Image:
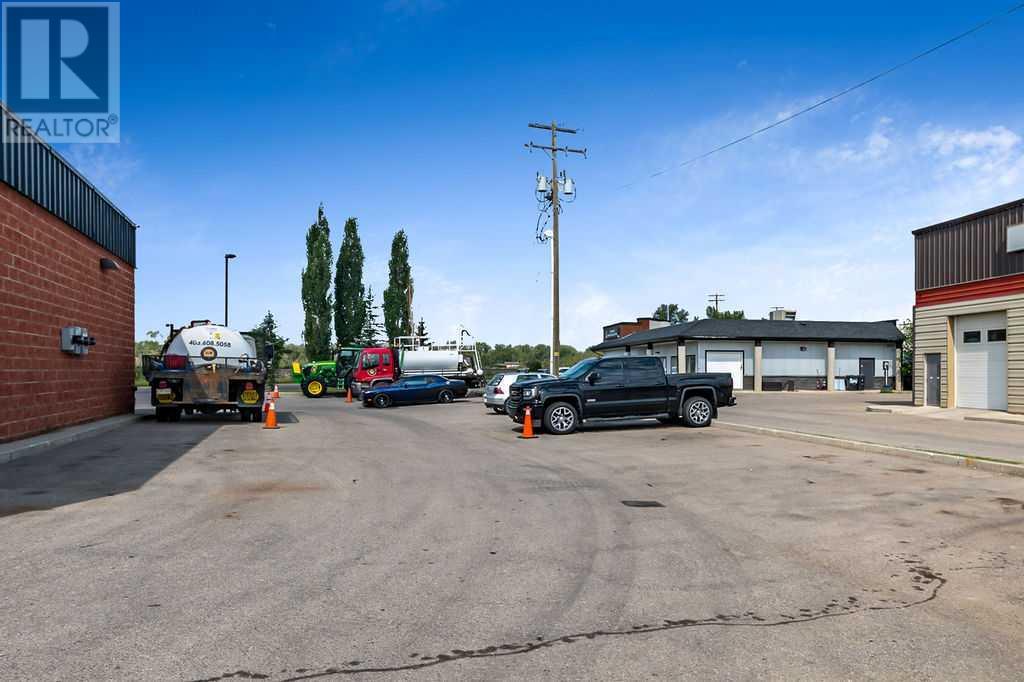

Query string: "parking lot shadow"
[[0, 419, 221, 518]]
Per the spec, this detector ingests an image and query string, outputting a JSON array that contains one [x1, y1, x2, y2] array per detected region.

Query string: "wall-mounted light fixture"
[[99, 257, 119, 271]]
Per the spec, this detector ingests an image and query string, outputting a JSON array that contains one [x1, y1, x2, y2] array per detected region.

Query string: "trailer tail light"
[[494, 387, 504, 395], [158, 380, 169, 388], [245, 382, 254, 390], [164, 354, 187, 369]]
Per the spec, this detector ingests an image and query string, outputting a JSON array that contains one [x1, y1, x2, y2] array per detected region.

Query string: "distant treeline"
[[477, 343, 593, 371]]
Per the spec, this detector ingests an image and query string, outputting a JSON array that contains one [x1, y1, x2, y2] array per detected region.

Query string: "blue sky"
[[54, 0, 1024, 348]]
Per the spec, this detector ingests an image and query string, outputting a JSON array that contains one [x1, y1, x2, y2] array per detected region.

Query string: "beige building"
[[913, 199, 1024, 413]]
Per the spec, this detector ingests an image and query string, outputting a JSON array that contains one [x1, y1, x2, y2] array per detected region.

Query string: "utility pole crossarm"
[[529, 122, 578, 134], [524, 142, 588, 157]]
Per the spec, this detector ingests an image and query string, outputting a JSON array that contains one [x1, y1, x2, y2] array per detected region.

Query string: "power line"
[[619, 2, 1024, 190]]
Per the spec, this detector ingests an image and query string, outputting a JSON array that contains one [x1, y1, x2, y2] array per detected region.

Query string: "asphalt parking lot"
[[2, 394, 1023, 680]]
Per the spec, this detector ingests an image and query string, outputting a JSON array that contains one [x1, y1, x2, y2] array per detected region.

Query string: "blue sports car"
[[363, 375, 468, 408]]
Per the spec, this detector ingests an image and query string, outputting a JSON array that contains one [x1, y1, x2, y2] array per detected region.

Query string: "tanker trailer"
[[141, 320, 273, 422]]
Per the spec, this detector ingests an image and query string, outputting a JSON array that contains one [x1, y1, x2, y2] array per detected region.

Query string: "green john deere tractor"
[[292, 346, 362, 398]]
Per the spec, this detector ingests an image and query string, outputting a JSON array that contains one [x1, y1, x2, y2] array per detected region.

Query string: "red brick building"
[[0, 106, 137, 442]]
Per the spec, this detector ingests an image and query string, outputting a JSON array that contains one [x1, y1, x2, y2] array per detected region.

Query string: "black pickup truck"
[[506, 356, 735, 435]]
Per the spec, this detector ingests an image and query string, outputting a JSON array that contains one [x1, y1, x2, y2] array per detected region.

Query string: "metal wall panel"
[[915, 292, 1024, 414], [915, 200, 1024, 291], [0, 106, 137, 266]]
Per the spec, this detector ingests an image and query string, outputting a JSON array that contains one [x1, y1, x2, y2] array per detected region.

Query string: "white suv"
[[484, 372, 554, 414]]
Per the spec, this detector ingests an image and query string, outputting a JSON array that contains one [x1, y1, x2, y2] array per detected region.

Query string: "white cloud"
[[920, 124, 1019, 156], [818, 116, 894, 165], [410, 265, 487, 344], [589, 108, 1024, 347], [61, 144, 140, 194]]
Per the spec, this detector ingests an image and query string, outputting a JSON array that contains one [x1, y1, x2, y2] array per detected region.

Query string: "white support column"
[[895, 344, 903, 392], [754, 340, 763, 392], [677, 341, 686, 374], [826, 342, 836, 391]]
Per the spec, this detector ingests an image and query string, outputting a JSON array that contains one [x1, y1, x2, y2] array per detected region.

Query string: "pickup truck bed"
[[507, 356, 735, 435]]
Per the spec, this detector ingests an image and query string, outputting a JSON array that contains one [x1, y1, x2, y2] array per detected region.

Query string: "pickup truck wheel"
[[544, 401, 579, 435], [373, 394, 392, 408], [682, 396, 713, 428]]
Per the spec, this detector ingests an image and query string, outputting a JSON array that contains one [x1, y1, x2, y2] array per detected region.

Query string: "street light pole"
[[224, 253, 236, 326]]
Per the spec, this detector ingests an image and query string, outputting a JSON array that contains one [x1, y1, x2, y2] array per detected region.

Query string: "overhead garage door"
[[955, 311, 1008, 410], [706, 350, 744, 390]]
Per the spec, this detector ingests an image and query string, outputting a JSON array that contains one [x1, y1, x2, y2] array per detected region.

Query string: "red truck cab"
[[351, 347, 398, 396]]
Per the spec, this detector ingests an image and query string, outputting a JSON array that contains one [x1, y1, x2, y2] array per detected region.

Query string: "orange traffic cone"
[[346, 386, 353, 403], [518, 405, 538, 439], [263, 400, 280, 429], [273, 384, 280, 400]]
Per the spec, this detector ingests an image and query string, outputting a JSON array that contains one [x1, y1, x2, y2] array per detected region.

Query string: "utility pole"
[[708, 292, 725, 316], [525, 121, 586, 375]]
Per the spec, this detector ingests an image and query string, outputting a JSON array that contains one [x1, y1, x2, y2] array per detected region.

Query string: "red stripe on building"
[[916, 272, 1024, 307]]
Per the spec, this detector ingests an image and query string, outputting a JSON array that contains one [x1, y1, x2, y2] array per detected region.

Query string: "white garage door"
[[955, 311, 1008, 410], [706, 350, 744, 390]]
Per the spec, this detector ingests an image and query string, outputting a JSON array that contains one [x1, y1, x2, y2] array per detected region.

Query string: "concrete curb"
[[0, 414, 140, 465], [716, 420, 1024, 478], [864, 405, 1024, 426], [965, 415, 1024, 427]]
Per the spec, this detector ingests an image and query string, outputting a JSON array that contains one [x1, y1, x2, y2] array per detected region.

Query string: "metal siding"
[[835, 343, 896, 377], [915, 293, 1024, 414], [761, 341, 827, 376], [0, 106, 136, 266], [915, 201, 1024, 291]]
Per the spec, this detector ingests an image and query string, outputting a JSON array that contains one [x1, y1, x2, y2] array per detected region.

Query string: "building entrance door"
[[858, 358, 876, 389], [925, 353, 940, 407]]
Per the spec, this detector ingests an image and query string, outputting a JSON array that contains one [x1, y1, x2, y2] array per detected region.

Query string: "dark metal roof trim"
[[911, 196, 1024, 236], [591, 319, 903, 351], [0, 102, 137, 266]]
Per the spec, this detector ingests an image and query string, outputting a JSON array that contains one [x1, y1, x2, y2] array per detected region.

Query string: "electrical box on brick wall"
[[60, 326, 96, 356]]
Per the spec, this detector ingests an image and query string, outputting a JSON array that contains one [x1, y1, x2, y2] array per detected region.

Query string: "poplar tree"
[[334, 217, 366, 347], [301, 204, 333, 360], [383, 230, 413, 342]]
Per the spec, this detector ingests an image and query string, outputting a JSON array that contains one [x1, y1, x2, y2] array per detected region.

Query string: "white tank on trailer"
[[165, 323, 258, 367], [399, 349, 462, 374]]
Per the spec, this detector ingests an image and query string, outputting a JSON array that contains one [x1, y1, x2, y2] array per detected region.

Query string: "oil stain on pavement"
[[186, 552, 951, 682]]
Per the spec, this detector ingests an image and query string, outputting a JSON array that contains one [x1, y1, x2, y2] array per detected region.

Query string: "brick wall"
[[0, 182, 135, 442]]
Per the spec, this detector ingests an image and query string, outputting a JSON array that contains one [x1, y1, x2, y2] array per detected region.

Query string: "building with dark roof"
[[913, 198, 1023, 413], [0, 104, 138, 442], [590, 315, 903, 391]]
